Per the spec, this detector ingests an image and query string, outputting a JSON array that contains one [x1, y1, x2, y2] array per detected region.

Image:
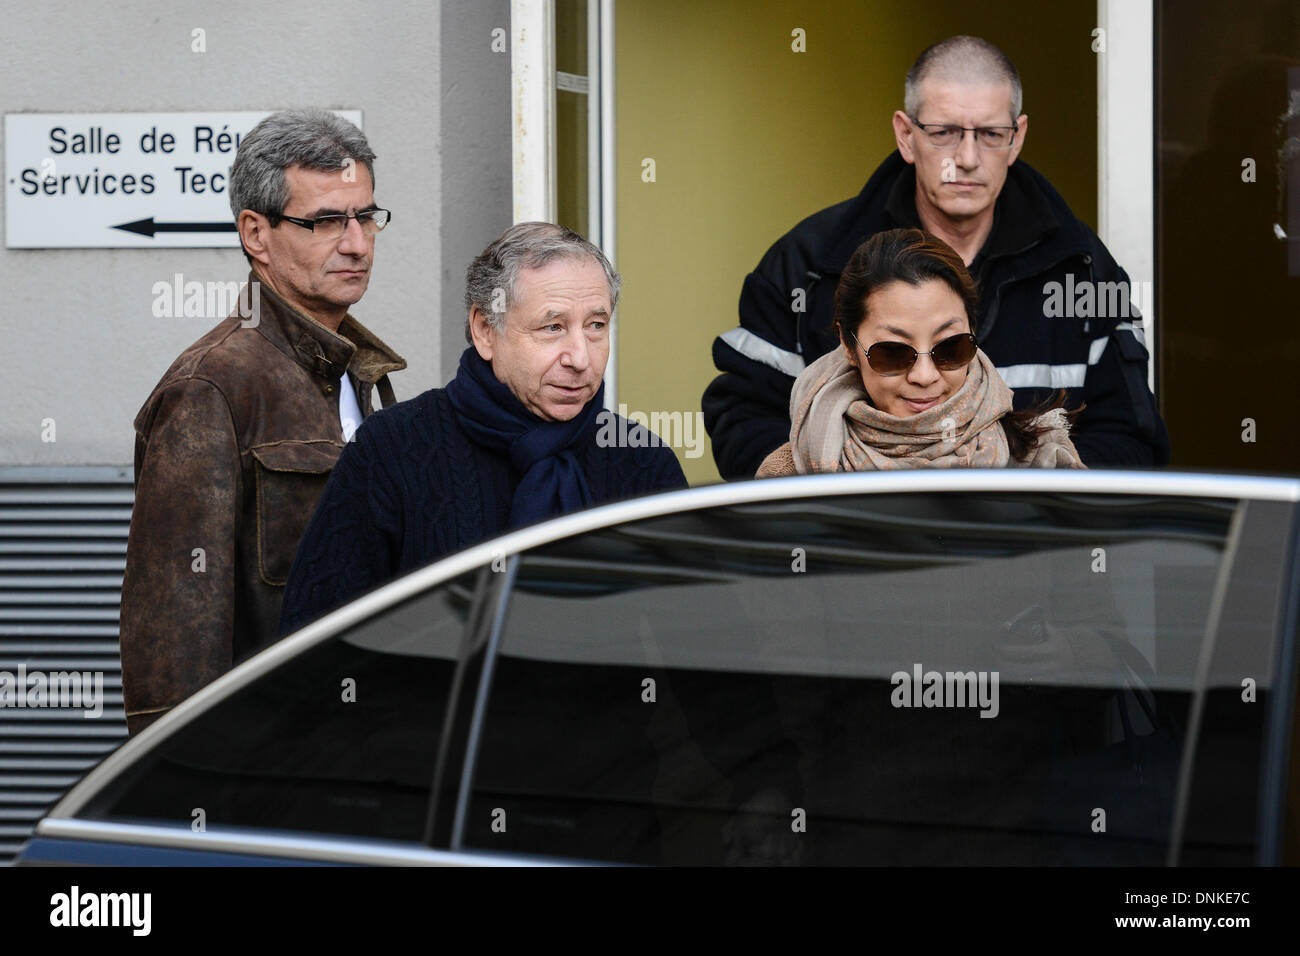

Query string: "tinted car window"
[[1177, 498, 1297, 864], [78, 569, 483, 843], [462, 492, 1291, 865]]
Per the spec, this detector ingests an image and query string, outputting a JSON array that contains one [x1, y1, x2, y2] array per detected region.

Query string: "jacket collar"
[[246, 270, 406, 384], [814, 150, 1069, 275]]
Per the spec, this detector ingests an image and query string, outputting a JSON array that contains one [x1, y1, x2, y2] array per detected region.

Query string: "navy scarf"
[[445, 347, 602, 529]]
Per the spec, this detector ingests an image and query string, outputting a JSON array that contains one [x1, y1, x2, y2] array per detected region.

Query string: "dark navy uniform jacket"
[[702, 151, 1171, 479]]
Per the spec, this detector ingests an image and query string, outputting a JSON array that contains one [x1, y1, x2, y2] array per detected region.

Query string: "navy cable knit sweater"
[[279, 387, 688, 634]]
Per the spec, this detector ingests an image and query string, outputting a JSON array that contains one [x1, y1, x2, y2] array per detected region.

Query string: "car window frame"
[[39, 552, 512, 864], [427, 556, 519, 850], [1260, 498, 1300, 864], [444, 473, 1300, 866], [1158, 496, 1300, 864]]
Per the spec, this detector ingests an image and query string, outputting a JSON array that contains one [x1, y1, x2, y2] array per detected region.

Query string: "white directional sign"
[[4, 111, 363, 248]]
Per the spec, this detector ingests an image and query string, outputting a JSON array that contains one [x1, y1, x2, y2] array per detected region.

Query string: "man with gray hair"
[[703, 35, 1169, 478], [120, 109, 406, 734], [279, 221, 687, 634]]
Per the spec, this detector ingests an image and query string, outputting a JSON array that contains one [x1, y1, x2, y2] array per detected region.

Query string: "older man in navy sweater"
[[281, 222, 687, 634]]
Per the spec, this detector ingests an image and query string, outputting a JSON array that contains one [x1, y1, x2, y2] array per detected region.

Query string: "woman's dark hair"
[[832, 228, 1077, 460]]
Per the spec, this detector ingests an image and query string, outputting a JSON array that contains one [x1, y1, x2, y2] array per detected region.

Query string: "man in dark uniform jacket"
[[703, 35, 1170, 479]]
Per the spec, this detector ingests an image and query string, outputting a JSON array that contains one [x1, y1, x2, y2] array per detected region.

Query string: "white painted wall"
[[511, 0, 557, 224], [440, 1, 514, 379]]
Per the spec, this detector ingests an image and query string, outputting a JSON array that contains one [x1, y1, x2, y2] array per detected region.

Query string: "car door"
[[452, 474, 1300, 865]]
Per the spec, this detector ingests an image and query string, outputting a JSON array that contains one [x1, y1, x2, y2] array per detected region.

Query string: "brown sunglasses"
[[851, 331, 977, 376]]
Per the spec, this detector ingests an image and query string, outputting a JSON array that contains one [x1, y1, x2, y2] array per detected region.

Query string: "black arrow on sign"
[[112, 217, 238, 238]]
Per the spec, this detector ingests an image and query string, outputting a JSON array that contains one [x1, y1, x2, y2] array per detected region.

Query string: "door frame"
[[511, 0, 618, 409], [1097, 0, 1157, 393]]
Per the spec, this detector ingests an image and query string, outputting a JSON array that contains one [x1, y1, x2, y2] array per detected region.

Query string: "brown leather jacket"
[[119, 273, 406, 735]]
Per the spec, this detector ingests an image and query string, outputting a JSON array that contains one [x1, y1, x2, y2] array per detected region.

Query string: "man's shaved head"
[[904, 36, 1022, 122]]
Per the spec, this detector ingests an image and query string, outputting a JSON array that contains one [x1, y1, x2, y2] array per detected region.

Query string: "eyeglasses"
[[278, 208, 392, 239], [851, 331, 977, 375], [910, 117, 1018, 151]]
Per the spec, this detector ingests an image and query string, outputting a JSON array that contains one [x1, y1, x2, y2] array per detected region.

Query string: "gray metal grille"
[[0, 466, 132, 863]]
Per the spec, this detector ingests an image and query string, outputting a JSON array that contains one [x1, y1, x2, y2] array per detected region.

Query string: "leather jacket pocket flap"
[[251, 441, 340, 475], [251, 442, 341, 586]]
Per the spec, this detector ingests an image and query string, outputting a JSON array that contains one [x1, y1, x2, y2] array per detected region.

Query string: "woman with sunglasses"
[[757, 228, 1082, 476]]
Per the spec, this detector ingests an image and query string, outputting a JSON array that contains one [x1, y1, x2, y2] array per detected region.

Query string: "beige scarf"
[[757, 347, 1083, 476]]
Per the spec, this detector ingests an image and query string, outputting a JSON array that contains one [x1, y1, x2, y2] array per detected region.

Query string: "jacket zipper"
[[981, 245, 1087, 345]]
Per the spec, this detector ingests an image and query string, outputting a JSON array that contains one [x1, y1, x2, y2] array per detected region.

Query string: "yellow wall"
[[556, 0, 589, 236], [615, 0, 1099, 484]]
